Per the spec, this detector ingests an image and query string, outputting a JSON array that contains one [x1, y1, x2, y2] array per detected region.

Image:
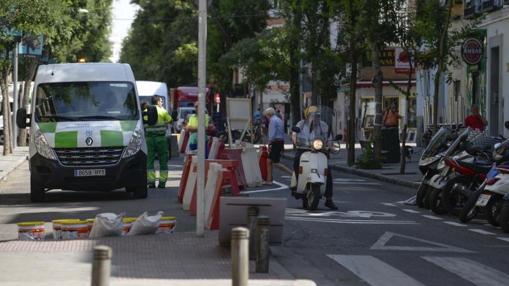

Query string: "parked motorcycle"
[[462, 123, 509, 227], [427, 129, 501, 215], [416, 127, 456, 208]]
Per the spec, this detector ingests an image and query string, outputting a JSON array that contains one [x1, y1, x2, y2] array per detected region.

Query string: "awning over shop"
[[356, 80, 416, 88]]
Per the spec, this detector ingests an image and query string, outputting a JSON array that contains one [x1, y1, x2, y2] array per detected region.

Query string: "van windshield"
[[34, 82, 139, 122]]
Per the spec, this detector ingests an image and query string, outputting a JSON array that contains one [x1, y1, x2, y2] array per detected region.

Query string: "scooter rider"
[[291, 106, 338, 210]]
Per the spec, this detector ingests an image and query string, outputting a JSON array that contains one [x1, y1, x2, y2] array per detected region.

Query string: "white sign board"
[[226, 97, 252, 130]]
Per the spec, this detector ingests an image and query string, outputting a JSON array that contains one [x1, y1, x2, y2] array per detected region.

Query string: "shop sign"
[[394, 48, 412, 74], [461, 38, 483, 65]]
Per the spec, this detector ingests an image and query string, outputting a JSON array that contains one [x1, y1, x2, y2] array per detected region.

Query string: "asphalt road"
[[254, 158, 509, 286], [2, 157, 509, 286]]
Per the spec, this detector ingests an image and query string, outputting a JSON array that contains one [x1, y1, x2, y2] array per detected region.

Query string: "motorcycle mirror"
[[292, 126, 301, 133], [331, 142, 341, 154], [505, 121, 509, 130]]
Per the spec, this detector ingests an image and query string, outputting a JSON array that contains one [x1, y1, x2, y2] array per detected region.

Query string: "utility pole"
[[196, 0, 207, 237]]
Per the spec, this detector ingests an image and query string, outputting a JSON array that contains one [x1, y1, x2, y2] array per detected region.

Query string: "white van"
[[136, 81, 169, 111], [16, 63, 156, 202]]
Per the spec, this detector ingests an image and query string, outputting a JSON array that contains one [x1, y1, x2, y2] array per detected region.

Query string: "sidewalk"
[[0, 146, 28, 182], [282, 145, 422, 189], [0, 150, 314, 286]]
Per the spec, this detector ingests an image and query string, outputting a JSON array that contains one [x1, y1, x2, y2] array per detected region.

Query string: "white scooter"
[[290, 128, 341, 210]]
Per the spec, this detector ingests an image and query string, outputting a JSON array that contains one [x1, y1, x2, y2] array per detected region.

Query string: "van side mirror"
[[335, 134, 343, 141], [16, 108, 29, 129], [505, 121, 509, 130], [292, 126, 301, 133], [143, 105, 158, 126]]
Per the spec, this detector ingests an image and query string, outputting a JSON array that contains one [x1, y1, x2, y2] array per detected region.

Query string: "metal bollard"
[[91, 245, 112, 286], [231, 227, 249, 286], [255, 216, 270, 273], [247, 206, 259, 260]]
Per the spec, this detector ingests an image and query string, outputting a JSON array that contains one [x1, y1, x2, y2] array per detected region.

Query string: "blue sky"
[[110, 0, 138, 62]]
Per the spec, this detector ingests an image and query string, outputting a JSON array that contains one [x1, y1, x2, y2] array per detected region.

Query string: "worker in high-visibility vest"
[[186, 101, 210, 153], [145, 96, 172, 188]]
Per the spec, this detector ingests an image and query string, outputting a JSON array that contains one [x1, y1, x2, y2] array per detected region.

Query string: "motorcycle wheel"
[[459, 189, 482, 223], [499, 201, 509, 233], [307, 184, 322, 211], [486, 198, 502, 227], [429, 188, 448, 215], [441, 178, 471, 216], [416, 182, 428, 208]]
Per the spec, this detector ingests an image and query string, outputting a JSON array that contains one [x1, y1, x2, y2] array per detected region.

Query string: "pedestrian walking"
[[185, 102, 212, 154], [264, 107, 285, 185], [145, 96, 173, 189]]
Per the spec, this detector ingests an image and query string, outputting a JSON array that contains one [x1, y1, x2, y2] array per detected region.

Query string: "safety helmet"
[[304, 106, 318, 119]]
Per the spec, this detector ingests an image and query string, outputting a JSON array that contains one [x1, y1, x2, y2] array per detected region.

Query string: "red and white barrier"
[[182, 156, 197, 210]]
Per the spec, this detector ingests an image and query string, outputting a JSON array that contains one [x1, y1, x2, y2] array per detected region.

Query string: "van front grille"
[[55, 147, 124, 166]]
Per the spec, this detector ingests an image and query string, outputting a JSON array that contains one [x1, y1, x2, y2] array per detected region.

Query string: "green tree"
[[329, 0, 367, 166]]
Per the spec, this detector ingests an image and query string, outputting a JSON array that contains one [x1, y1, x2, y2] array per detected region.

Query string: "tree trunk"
[[400, 48, 415, 174], [1, 79, 12, 155], [433, 0, 453, 132], [371, 44, 383, 161], [347, 54, 358, 166]]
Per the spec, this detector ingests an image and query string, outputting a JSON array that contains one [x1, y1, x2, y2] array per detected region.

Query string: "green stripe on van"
[[55, 131, 78, 148], [101, 130, 123, 146], [120, 120, 137, 131], [39, 122, 57, 133]]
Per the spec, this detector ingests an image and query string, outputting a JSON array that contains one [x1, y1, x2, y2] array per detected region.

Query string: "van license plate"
[[475, 194, 491, 207], [74, 169, 106, 177]]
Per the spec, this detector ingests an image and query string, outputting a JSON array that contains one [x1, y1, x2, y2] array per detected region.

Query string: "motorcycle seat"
[[459, 161, 492, 174]]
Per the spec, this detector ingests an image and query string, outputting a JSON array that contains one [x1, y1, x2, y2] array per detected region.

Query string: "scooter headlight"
[[122, 126, 143, 158], [312, 139, 324, 151]]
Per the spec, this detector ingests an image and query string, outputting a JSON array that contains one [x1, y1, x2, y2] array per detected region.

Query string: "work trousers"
[[147, 134, 169, 184]]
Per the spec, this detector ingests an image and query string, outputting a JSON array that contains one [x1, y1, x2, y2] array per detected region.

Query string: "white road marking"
[[402, 209, 420, 214], [422, 215, 442, 220], [281, 175, 292, 179], [423, 256, 509, 286], [288, 210, 396, 219], [328, 255, 425, 286], [334, 182, 380, 185], [381, 203, 397, 207], [286, 217, 417, 225], [497, 237, 509, 243], [444, 221, 467, 227], [469, 229, 496, 235], [370, 232, 473, 253], [240, 180, 288, 194], [334, 178, 368, 182]]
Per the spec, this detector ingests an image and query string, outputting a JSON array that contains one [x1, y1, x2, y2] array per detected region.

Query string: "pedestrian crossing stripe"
[[329, 255, 509, 286], [370, 232, 473, 253]]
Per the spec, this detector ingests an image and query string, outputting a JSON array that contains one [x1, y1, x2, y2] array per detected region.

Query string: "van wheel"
[[129, 186, 148, 199], [30, 180, 45, 202]]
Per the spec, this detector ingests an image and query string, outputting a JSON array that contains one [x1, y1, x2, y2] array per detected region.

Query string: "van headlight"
[[122, 126, 143, 158], [34, 130, 57, 160], [312, 139, 324, 151]]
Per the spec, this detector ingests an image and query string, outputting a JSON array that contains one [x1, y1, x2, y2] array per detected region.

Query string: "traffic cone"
[[259, 145, 269, 181]]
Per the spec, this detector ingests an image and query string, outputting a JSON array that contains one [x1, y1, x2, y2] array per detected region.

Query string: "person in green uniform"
[[145, 96, 172, 188]]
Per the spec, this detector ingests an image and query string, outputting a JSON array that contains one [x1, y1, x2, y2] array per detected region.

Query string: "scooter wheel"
[[486, 198, 502, 227], [459, 189, 482, 223], [499, 201, 509, 233], [307, 184, 321, 211], [416, 183, 428, 208]]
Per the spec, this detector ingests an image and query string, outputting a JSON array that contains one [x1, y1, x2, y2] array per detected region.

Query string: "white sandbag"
[[89, 213, 124, 238], [127, 211, 163, 236]]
